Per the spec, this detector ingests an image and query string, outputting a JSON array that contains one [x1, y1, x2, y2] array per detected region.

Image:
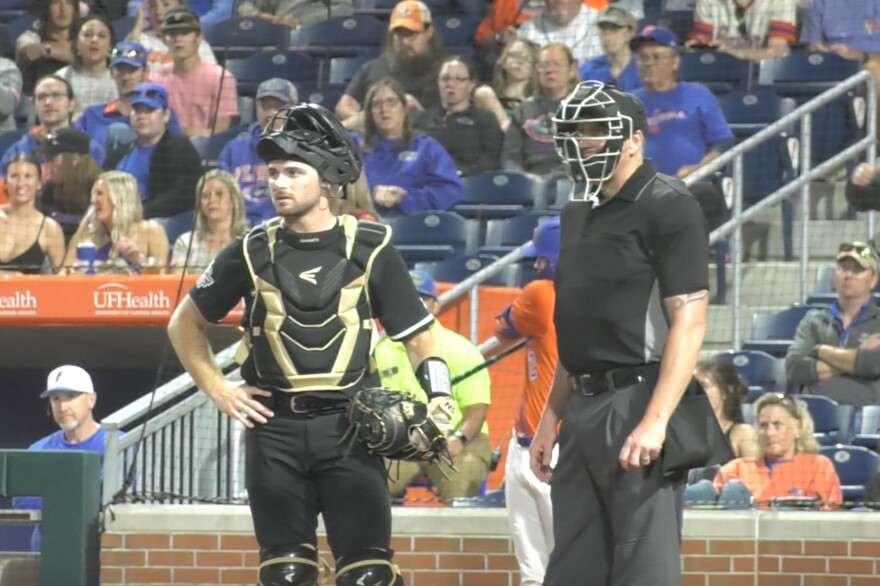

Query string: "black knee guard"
[[335, 548, 403, 586], [258, 544, 319, 586]]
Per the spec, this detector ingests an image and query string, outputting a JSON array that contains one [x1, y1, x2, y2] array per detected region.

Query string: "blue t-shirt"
[[579, 55, 642, 92], [116, 143, 157, 199], [633, 82, 733, 176], [801, 0, 880, 54], [11, 427, 107, 552]]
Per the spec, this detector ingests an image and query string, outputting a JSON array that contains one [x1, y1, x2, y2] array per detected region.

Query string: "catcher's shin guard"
[[335, 548, 403, 586], [258, 544, 320, 586]]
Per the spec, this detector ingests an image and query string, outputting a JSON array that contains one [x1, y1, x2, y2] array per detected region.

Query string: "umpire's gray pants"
[[544, 377, 684, 586]]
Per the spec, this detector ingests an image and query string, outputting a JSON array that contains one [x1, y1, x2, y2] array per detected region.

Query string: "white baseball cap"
[[41, 365, 95, 398]]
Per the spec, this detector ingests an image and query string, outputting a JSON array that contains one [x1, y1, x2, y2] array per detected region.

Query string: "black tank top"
[[0, 216, 48, 274]]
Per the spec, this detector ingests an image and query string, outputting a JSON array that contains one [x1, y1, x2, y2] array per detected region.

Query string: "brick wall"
[[101, 506, 880, 586]]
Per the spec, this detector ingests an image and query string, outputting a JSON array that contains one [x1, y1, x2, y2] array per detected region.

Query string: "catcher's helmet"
[[552, 81, 647, 202], [257, 103, 362, 186]]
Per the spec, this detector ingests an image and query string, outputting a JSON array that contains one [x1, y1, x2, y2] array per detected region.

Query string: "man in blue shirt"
[[217, 77, 298, 226], [76, 41, 181, 155], [579, 6, 641, 92], [12, 365, 107, 552]]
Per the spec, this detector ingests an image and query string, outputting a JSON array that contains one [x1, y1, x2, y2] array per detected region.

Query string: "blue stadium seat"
[[297, 83, 345, 111], [288, 15, 386, 57], [480, 211, 557, 256], [202, 18, 290, 60], [741, 402, 755, 425], [191, 125, 248, 168], [224, 51, 322, 96], [818, 445, 879, 503], [743, 305, 823, 356], [415, 253, 517, 287], [851, 405, 880, 450], [329, 52, 380, 85], [677, 51, 752, 94], [455, 170, 547, 219], [387, 211, 478, 264], [355, 0, 450, 14], [111, 16, 136, 40], [798, 394, 853, 446], [806, 266, 880, 305], [237, 96, 254, 126], [716, 350, 783, 400], [0, 128, 26, 156], [716, 90, 797, 137], [4, 14, 36, 41], [433, 14, 480, 47]]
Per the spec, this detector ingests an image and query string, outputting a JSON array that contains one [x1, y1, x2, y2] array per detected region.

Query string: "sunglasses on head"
[[133, 89, 165, 99], [761, 393, 800, 418], [111, 47, 143, 59], [839, 242, 878, 260]]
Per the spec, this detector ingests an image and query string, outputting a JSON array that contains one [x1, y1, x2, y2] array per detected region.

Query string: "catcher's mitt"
[[342, 388, 450, 463]]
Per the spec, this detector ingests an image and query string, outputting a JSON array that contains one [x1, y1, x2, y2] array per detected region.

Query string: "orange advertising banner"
[[0, 275, 243, 326]]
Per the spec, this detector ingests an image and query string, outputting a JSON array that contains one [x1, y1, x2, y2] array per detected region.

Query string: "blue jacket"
[[0, 126, 106, 179], [76, 100, 182, 150], [216, 122, 276, 227], [353, 132, 463, 219]]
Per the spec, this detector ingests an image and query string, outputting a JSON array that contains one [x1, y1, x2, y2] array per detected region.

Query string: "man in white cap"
[[12, 365, 105, 551], [217, 77, 299, 227]]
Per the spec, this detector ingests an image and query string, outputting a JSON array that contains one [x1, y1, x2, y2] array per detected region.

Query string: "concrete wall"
[[101, 505, 880, 585]]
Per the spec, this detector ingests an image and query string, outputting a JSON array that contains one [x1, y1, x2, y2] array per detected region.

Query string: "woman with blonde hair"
[[473, 38, 540, 131], [169, 170, 247, 273], [63, 170, 168, 274]]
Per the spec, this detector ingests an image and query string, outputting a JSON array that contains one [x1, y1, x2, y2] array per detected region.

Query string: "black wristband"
[[416, 357, 452, 399], [453, 429, 469, 445]]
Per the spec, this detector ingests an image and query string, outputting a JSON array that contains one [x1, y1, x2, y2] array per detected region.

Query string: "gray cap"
[[256, 78, 298, 104], [597, 6, 637, 29]]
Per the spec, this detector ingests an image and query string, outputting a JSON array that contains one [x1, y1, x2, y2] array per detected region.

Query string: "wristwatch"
[[43, 44, 51, 58], [452, 429, 469, 445]]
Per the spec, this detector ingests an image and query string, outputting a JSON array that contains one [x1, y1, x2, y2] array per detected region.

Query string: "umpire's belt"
[[277, 394, 350, 418], [568, 363, 659, 397]]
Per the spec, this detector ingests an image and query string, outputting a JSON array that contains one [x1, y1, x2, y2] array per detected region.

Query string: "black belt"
[[568, 363, 659, 397], [516, 435, 533, 448], [272, 394, 351, 418]]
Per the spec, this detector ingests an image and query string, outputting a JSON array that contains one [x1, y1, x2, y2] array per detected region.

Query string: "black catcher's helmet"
[[552, 81, 647, 202], [257, 103, 362, 186]]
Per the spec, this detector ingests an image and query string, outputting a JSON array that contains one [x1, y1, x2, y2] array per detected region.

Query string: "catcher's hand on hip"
[[427, 395, 458, 436], [206, 383, 274, 429]]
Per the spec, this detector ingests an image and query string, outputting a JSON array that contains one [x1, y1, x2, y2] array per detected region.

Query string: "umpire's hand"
[[206, 383, 275, 429], [618, 418, 666, 471]]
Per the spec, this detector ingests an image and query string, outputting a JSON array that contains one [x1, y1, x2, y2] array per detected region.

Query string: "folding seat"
[[480, 211, 557, 256], [818, 445, 879, 503], [677, 51, 751, 94], [798, 394, 853, 446], [716, 350, 784, 401], [224, 51, 322, 96], [415, 253, 517, 287], [454, 170, 546, 220], [288, 15, 386, 57], [387, 211, 478, 264], [202, 17, 291, 60], [743, 305, 823, 356]]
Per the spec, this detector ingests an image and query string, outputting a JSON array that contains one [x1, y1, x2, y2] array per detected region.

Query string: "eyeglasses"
[[634, 52, 675, 65], [370, 97, 402, 110], [34, 91, 68, 103], [505, 52, 533, 64], [111, 47, 144, 60], [536, 60, 570, 72], [439, 75, 470, 84]]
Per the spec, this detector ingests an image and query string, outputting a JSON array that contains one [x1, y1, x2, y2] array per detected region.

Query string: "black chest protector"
[[235, 215, 390, 393]]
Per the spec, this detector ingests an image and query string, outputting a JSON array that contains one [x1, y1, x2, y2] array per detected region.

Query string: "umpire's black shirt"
[[554, 161, 709, 374]]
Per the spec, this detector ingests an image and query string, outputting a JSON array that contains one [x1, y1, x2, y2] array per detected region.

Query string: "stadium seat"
[[288, 15, 386, 57], [202, 18, 291, 60], [433, 14, 481, 47], [329, 52, 380, 85], [741, 402, 755, 425], [798, 394, 853, 446], [191, 125, 248, 168], [716, 350, 784, 400], [4, 14, 36, 41], [0, 128, 26, 155], [111, 16, 136, 40], [818, 445, 879, 503], [743, 305, 823, 356], [355, 0, 450, 14], [480, 211, 558, 256], [454, 170, 547, 220], [224, 51, 322, 96], [415, 253, 517, 287], [677, 51, 752, 94], [387, 211, 478, 264], [716, 90, 797, 138], [237, 96, 254, 126], [851, 405, 880, 451], [806, 266, 880, 305], [297, 83, 345, 111]]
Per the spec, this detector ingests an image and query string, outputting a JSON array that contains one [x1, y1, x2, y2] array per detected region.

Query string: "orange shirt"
[[510, 278, 557, 437], [713, 453, 842, 507], [475, 0, 609, 45]]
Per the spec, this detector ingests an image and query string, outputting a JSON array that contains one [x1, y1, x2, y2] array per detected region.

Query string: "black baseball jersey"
[[189, 218, 432, 341], [554, 161, 709, 373]]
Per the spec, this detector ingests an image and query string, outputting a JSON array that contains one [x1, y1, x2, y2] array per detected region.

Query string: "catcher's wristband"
[[453, 429, 469, 446], [416, 356, 452, 399]]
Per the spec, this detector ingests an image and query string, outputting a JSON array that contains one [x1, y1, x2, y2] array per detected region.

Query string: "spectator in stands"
[[217, 77, 298, 227], [0, 75, 106, 179], [500, 42, 576, 180], [518, 0, 604, 64], [37, 128, 102, 243], [149, 6, 238, 137], [695, 356, 758, 458], [55, 15, 117, 117], [354, 78, 463, 218], [413, 56, 503, 178], [12, 365, 108, 551], [236, 0, 354, 26], [128, 0, 233, 26], [336, 0, 445, 133], [785, 242, 880, 407], [685, 0, 797, 61], [578, 5, 641, 91], [0, 57, 21, 132], [0, 153, 65, 274], [848, 159, 880, 213], [77, 41, 182, 156], [473, 38, 540, 131], [127, 0, 217, 71], [374, 270, 492, 501], [105, 81, 202, 222], [708, 393, 842, 509], [631, 26, 732, 230], [169, 169, 246, 272], [15, 0, 77, 96], [63, 170, 169, 273]]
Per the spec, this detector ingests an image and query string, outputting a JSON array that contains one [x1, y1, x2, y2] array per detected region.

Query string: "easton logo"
[[299, 267, 321, 285]]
